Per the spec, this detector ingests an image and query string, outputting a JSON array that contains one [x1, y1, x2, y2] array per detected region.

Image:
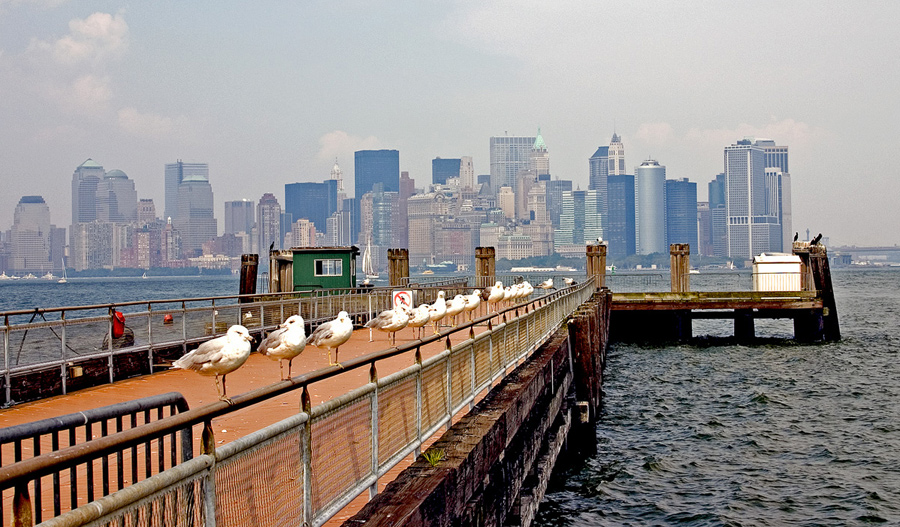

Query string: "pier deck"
[[612, 290, 822, 312]]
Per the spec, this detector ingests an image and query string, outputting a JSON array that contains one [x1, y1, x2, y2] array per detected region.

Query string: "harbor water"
[[536, 268, 900, 526]]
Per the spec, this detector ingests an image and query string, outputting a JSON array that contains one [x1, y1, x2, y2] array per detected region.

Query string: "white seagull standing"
[[486, 281, 505, 312], [563, 277, 577, 287], [407, 303, 431, 339], [173, 325, 254, 404], [309, 311, 353, 365], [365, 305, 410, 345], [463, 290, 481, 321], [536, 278, 555, 290], [446, 294, 467, 327], [257, 315, 307, 381], [428, 291, 447, 334]]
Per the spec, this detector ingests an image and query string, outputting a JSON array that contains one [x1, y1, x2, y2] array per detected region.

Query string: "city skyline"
[[0, 3, 897, 246]]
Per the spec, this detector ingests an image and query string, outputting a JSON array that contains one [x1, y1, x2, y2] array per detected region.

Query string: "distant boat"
[[421, 269, 434, 275], [23, 273, 36, 280], [42, 271, 54, 280], [142, 272, 148, 279], [0, 272, 10, 281], [362, 238, 379, 280], [689, 269, 700, 275], [58, 261, 68, 283]]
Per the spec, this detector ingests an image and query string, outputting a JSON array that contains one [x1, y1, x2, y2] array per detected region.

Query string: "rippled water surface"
[[536, 269, 900, 526]]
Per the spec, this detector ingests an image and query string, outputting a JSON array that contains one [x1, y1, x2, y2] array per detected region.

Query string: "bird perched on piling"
[[811, 233, 823, 246], [257, 315, 307, 381], [446, 294, 467, 327], [537, 278, 555, 290], [173, 325, 254, 404], [793, 232, 799, 242], [365, 305, 410, 345], [428, 291, 447, 334], [563, 277, 577, 287], [407, 303, 431, 339], [463, 290, 481, 321], [309, 311, 353, 365]]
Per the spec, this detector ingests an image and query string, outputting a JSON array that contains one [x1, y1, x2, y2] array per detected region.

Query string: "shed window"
[[314, 259, 342, 276]]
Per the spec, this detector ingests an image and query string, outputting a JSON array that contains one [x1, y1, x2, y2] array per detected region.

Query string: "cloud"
[[30, 11, 128, 66], [47, 74, 112, 114], [117, 107, 177, 138], [684, 118, 828, 151], [316, 130, 381, 164]]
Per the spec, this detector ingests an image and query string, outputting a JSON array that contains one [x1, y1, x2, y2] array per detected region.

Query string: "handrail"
[[0, 281, 591, 492]]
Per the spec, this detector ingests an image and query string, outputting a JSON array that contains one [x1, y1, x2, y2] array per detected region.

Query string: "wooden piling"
[[792, 241, 840, 341], [586, 244, 607, 289], [239, 254, 258, 302], [475, 246, 496, 289], [670, 243, 691, 293], [387, 249, 409, 287]]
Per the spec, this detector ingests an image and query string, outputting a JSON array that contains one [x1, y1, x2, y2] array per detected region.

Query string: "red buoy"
[[163, 314, 174, 325], [112, 311, 126, 338]]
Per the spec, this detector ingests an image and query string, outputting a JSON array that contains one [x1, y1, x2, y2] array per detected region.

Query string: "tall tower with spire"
[[330, 158, 346, 204], [608, 133, 626, 175], [530, 128, 550, 176]]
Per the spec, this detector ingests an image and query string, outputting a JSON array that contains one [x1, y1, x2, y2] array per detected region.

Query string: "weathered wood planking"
[[611, 291, 822, 312]]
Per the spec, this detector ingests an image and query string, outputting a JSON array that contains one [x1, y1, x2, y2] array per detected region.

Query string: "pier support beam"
[[793, 242, 841, 342], [586, 244, 607, 289], [670, 243, 691, 293], [239, 254, 258, 301], [388, 248, 409, 287], [475, 246, 496, 289], [734, 309, 755, 340]]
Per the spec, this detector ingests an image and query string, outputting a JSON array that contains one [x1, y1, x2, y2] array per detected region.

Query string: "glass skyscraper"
[[432, 158, 461, 186], [665, 178, 698, 256], [634, 159, 667, 255], [354, 150, 400, 198], [284, 180, 338, 233], [489, 136, 535, 194], [607, 174, 636, 260], [165, 161, 209, 221]]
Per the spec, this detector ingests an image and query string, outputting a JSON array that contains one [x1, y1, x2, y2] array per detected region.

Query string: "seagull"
[[257, 315, 307, 381], [463, 290, 481, 321], [445, 294, 467, 327], [428, 291, 447, 334], [486, 281, 505, 311], [365, 305, 410, 345], [563, 277, 577, 287], [537, 278, 555, 290], [173, 325, 254, 404], [309, 311, 353, 365], [407, 304, 431, 339]]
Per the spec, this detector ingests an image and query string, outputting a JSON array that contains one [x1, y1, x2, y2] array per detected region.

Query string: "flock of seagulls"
[[173, 276, 577, 401]]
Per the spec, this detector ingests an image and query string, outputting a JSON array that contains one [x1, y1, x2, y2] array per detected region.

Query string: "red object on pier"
[[112, 311, 126, 338], [163, 314, 174, 325]]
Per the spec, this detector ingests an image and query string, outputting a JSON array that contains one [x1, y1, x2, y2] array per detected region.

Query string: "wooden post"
[[475, 247, 496, 289], [387, 248, 411, 287], [586, 244, 607, 289], [670, 243, 690, 293], [239, 254, 258, 301], [734, 309, 755, 340], [792, 242, 840, 341]]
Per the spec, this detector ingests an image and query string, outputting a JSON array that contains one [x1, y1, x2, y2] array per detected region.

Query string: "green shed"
[[269, 246, 359, 292]]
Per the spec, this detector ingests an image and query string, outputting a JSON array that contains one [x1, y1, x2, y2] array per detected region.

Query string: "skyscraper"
[[489, 135, 535, 193], [71, 158, 104, 224], [589, 145, 610, 237], [460, 156, 475, 190], [138, 199, 157, 227], [284, 180, 338, 233], [555, 190, 602, 250], [257, 193, 282, 263], [755, 139, 791, 252], [165, 161, 209, 221], [95, 170, 138, 223], [224, 199, 255, 235], [9, 196, 56, 273], [530, 129, 550, 177], [708, 173, 727, 257], [608, 133, 626, 175], [432, 158, 461, 186], [634, 159, 667, 255], [354, 150, 400, 197], [606, 174, 636, 260], [666, 178, 698, 254], [174, 168, 216, 258], [723, 140, 780, 259]]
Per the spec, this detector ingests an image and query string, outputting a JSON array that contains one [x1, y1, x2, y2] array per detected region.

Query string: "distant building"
[[545, 178, 573, 227], [396, 171, 415, 248], [497, 186, 515, 220], [697, 202, 713, 257], [165, 161, 208, 221], [224, 199, 255, 236], [432, 158, 461, 186], [286, 218, 317, 248], [607, 174, 636, 260], [460, 157, 475, 190], [723, 139, 781, 259], [555, 190, 602, 250], [530, 129, 550, 177], [138, 199, 157, 227], [71, 158, 104, 224], [589, 145, 610, 237], [257, 193, 282, 266], [9, 196, 61, 273], [608, 133, 626, 175], [95, 169, 138, 223], [284, 180, 338, 233], [634, 159, 667, 255], [490, 135, 535, 194], [666, 178, 698, 254], [174, 167, 216, 258], [708, 173, 727, 257], [355, 149, 400, 197]]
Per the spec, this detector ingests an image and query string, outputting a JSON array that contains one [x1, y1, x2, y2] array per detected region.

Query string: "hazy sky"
[[1, 1, 897, 246]]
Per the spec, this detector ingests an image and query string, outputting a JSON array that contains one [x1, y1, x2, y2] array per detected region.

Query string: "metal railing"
[[0, 279, 597, 527], [0, 393, 191, 524], [1, 284, 472, 408]]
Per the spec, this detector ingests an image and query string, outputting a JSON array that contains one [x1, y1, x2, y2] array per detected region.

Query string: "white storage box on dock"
[[752, 253, 802, 291]]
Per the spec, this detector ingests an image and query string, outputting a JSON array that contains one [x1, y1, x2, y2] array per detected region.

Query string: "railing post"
[[12, 483, 32, 527], [107, 307, 115, 384], [240, 254, 258, 300], [670, 243, 690, 293], [414, 348, 423, 457], [4, 315, 10, 406], [60, 310, 67, 395], [301, 387, 313, 526], [369, 363, 379, 499], [201, 420, 217, 527]]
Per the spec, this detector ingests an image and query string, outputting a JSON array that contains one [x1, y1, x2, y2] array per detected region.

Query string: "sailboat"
[[58, 260, 68, 283], [362, 238, 379, 280]]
